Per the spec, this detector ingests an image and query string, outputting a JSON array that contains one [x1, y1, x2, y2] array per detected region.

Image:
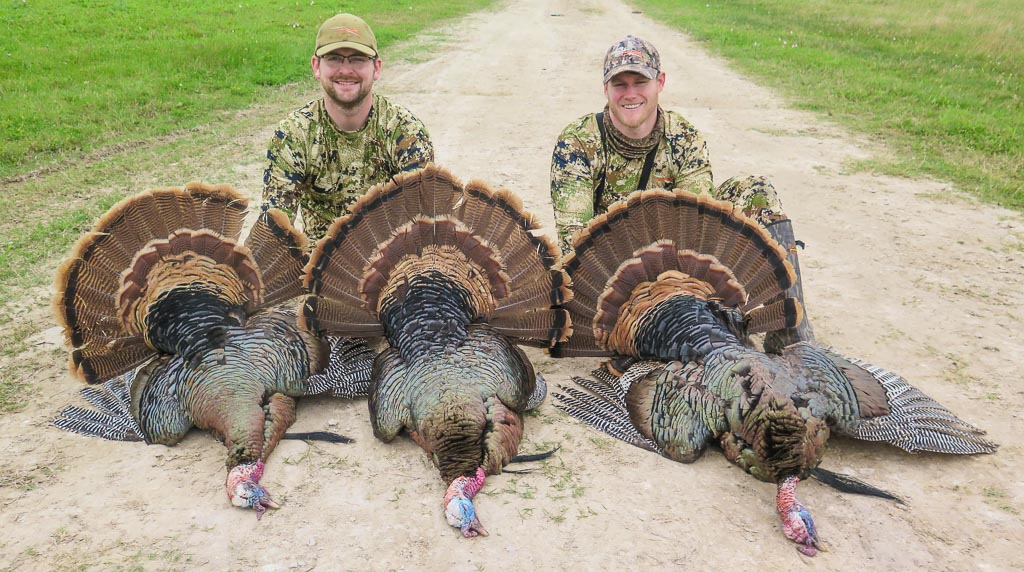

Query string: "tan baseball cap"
[[315, 14, 378, 57], [603, 35, 660, 83]]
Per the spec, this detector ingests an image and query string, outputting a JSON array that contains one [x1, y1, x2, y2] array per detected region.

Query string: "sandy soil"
[[2, 0, 1023, 569]]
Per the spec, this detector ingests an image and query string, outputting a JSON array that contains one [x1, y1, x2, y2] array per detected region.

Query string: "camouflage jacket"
[[549, 110, 714, 243], [262, 94, 434, 242]]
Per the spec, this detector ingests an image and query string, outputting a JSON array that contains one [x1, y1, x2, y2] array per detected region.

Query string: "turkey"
[[301, 165, 571, 537], [551, 188, 996, 555], [52, 182, 374, 518]]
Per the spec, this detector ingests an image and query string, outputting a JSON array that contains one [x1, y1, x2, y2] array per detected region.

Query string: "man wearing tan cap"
[[262, 13, 434, 243], [549, 35, 814, 350]]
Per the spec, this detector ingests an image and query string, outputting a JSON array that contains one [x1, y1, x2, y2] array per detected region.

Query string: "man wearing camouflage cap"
[[262, 13, 434, 244], [549, 35, 814, 350]]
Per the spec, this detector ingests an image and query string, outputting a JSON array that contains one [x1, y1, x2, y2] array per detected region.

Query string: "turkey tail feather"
[[244, 209, 309, 307], [558, 188, 795, 356], [54, 183, 301, 384], [303, 165, 570, 347]]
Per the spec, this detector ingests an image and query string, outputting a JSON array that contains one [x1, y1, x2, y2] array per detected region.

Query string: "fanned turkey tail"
[[301, 164, 571, 349], [54, 184, 249, 383], [552, 188, 800, 362], [51, 182, 371, 517]]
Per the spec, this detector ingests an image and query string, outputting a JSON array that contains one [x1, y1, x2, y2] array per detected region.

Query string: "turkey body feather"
[[370, 322, 535, 482], [552, 188, 996, 555]]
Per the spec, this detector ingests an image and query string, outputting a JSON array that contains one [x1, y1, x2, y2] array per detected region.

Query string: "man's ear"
[[657, 71, 666, 91], [311, 55, 321, 79]]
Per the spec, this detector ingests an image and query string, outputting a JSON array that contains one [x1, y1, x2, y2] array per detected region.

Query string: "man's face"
[[603, 71, 666, 134], [312, 48, 382, 110]]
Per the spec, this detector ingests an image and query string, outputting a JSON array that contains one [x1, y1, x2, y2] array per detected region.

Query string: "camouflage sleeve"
[[550, 124, 596, 246], [715, 175, 786, 227], [665, 120, 714, 196], [390, 110, 434, 172], [261, 119, 307, 221]]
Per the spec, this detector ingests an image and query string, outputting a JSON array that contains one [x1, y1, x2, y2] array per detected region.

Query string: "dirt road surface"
[[3, 0, 1023, 569]]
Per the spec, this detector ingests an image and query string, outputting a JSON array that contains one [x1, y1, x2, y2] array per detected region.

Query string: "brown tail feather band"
[[54, 182, 304, 385], [745, 298, 804, 334], [372, 247, 502, 320], [243, 209, 309, 306], [117, 231, 263, 341], [361, 219, 510, 316], [560, 188, 799, 355]]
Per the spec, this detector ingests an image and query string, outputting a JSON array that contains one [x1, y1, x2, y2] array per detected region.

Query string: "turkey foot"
[[777, 476, 820, 556], [443, 467, 488, 538], [226, 461, 280, 519]]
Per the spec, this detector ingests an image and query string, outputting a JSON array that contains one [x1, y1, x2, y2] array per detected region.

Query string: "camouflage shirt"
[[262, 94, 434, 242], [549, 110, 714, 243]]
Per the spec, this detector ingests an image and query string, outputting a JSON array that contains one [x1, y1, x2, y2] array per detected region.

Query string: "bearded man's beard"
[[322, 76, 372, 110]]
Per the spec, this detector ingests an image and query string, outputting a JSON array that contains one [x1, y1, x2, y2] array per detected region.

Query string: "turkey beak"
[[461, 515, 489, 538], [797, 536, 826, 557], [806, 533, 827, 554], [253, 496, 280, 520], [796, 511, 822, 556]]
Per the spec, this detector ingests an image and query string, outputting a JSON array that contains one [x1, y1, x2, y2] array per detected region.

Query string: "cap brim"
[[315, 41, 377, 57], [604, 64, 659, 84]]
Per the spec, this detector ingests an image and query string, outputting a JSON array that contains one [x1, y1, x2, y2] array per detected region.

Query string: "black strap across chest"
[[594, 112, 659, 214]]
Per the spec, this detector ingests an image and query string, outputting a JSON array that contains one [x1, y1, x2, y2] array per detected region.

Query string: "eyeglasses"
[[319, 54, 375, 68]]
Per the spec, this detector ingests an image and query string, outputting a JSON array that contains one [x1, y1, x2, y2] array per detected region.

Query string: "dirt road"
[[2, 0, 1023, 569]]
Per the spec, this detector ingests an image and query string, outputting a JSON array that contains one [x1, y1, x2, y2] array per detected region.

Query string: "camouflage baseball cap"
[[315, 13, 378, 57], [603, 35, 660, 83]]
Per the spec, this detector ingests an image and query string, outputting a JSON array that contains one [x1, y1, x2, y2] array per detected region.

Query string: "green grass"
[[0, 0, 493, 413], [0, 0, 493, 180], [633, 0, 1024, 210]]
